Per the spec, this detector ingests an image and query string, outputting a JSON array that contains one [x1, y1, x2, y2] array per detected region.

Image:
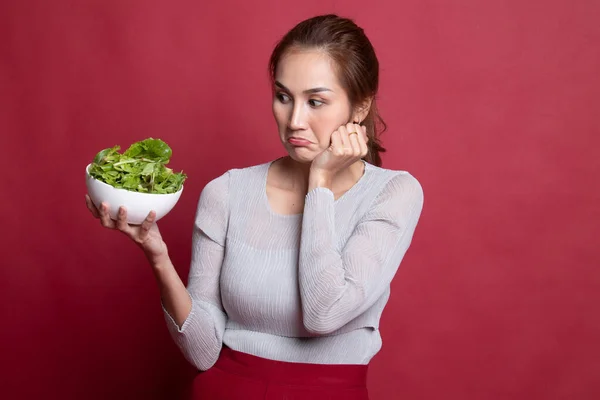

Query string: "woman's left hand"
[[310, 122, 368, 184]]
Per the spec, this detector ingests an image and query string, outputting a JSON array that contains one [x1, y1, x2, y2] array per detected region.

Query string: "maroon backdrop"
[[1, 0, 598, 399]]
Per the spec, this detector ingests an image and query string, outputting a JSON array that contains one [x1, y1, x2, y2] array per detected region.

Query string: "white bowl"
[[85, 164, 184, 225]]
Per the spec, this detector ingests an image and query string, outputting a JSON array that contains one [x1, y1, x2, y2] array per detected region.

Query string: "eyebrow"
[[274, 81, 332, 94]]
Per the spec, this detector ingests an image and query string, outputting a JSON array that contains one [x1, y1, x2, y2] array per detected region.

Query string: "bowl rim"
[[86, 163, 184, 196]]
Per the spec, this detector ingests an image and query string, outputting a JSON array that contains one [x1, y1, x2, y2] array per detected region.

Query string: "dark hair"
[[269, 14, 386, 166]]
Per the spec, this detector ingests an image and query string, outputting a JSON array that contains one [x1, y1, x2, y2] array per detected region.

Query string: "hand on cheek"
[[309, 122, 368, 189]]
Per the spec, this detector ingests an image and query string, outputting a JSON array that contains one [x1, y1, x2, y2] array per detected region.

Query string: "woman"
[[85, 14, 424, 400]]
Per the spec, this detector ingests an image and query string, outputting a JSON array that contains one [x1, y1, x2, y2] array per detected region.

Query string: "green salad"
[[89, 138, 187, 194]]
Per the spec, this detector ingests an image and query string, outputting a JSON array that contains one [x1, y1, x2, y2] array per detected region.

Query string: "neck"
[[286, 156, 311, 177], [279, 156, 365, 193], [277, 157, 311, 192]]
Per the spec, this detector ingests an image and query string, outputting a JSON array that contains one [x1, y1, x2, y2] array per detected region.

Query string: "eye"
[[308, 99, 324, 108], [276, 92, 291, 103]]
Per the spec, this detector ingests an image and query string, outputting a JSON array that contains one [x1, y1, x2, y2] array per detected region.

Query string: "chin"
[[285, 147, 316, 164]]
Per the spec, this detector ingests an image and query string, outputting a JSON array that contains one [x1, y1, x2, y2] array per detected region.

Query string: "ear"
[[351, 97, 373, 124]]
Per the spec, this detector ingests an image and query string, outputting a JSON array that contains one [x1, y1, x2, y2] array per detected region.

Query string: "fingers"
[[348, 133, 361, 156], [329, 130, 344, 156], [339, 124, 353, 155], [85, 194, 101, 219], [92, 199, 157, 246], [115, 206, 134, 235], [99, 202, 117, 229], [345, 123, 366, 157], [139, 211, 157, 240], [329, 122, 368, 159], [357, 125, 368, 157], [345, 123, 361, 156]]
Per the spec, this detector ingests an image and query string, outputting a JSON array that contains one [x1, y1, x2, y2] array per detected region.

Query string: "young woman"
[[86, 14, 424, 400]]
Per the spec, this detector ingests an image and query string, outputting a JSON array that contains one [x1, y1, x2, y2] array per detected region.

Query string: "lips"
[[287, 137, 312, 146]]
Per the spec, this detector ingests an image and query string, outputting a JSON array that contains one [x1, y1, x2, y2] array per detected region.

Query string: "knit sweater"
[[163, 160, 424, 370]]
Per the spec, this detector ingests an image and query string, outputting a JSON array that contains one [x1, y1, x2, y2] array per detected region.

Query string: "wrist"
[[149, 254, 176, 285], [308, 169, 334, 192], [147, 251, 171, 270]]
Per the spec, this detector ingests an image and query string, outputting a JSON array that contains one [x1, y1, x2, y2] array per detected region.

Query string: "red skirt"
[[192, 346, 369, 399]]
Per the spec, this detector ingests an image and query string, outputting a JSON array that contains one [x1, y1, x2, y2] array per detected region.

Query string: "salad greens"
[[89, 138, 186, 194]]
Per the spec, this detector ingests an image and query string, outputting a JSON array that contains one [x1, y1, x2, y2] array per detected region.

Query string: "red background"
[[1, 0, 598, 399]]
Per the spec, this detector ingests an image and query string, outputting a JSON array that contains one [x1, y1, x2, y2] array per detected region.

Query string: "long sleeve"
[[163, 171, 230, 370], [299, 172, 424, 335]]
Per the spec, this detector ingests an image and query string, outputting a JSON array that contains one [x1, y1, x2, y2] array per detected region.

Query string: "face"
[[272, 49, 354, 163]]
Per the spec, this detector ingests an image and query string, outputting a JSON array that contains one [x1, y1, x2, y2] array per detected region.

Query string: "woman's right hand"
[[85, 194, 169, 265]]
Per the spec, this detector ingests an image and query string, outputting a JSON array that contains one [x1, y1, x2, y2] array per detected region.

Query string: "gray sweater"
[[163, 160, 424, 370]]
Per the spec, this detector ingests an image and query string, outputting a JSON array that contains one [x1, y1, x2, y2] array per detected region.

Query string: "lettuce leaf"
[[89, 138, 186, 194]]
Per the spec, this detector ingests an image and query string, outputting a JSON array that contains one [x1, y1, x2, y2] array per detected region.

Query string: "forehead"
[[275, 49, 342, 91]]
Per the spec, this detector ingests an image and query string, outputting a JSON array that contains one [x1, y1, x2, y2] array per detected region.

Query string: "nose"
[[288, 103, 307, 131]]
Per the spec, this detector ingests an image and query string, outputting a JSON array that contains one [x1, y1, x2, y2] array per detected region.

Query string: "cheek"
[[272, 103, 288, 127], [312, 110, 348, 145]]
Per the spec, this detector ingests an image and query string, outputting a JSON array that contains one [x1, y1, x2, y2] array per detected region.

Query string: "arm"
[[162, 172, 230, 371], [299, 173, 424, 335]]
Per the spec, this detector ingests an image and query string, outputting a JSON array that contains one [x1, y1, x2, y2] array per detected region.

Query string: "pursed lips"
[[287, 136, 312, 144]]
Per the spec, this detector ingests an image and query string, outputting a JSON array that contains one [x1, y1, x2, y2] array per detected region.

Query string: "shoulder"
[[363, 163, 424, 217], [211, 161, 271, 185], [367, 163, 423, 197], [201, 161, 271, 196]]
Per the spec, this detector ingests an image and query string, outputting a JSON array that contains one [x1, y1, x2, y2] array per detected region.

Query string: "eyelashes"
[[275, 92, 326, 108], [275, 92, 291, 103]]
